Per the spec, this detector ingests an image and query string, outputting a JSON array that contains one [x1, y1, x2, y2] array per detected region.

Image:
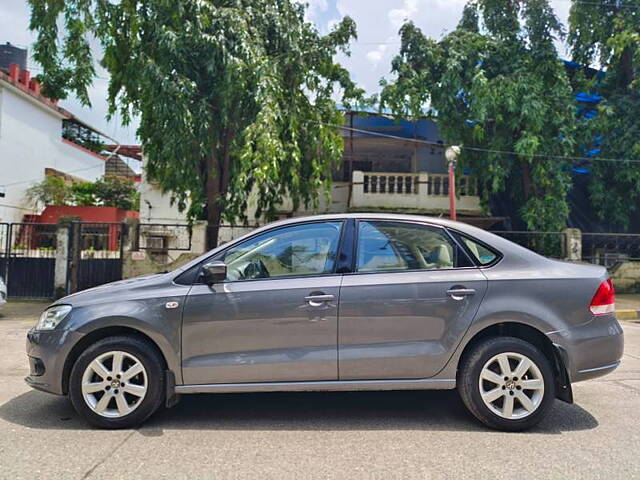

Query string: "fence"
[[581, 232, 640, 267], [70, 222, 125, 293], [492, 230, 640, 267], [0, 223, 58, 298], [352, 171, 481, 213], [492, 231, 567, 259]]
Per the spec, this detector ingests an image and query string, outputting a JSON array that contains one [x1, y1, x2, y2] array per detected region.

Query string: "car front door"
[[181, 220, 345, 385], [338, 220, 488, 380]]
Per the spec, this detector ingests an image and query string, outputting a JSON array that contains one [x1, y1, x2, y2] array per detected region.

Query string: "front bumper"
[[25, 327, 83, 395], [548, 313, 624, 383]]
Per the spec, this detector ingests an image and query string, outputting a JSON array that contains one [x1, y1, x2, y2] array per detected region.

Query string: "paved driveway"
[[1, 302, 639, 479]]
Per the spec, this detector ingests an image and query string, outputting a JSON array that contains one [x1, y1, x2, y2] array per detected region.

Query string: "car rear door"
[[338, 219, 488, 380], [181, 220, 345, 385]]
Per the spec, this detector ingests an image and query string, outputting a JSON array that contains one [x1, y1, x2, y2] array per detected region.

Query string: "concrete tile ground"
[[0, 301, 639, 479]]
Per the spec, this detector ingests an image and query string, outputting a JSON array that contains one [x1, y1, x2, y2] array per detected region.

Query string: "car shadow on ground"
[[0, 389, 598, 435]]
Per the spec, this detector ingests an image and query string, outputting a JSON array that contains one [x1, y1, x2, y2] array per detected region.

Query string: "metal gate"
[[68, 222, 124, 293], [0, 223, 57, 299]]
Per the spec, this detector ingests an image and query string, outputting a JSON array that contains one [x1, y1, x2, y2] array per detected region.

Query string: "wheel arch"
[[62, 325, 170, 395], [456, 321, 573, 403]]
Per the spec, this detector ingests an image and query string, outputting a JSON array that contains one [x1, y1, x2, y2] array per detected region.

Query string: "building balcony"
[[350, 171, 481, 214]]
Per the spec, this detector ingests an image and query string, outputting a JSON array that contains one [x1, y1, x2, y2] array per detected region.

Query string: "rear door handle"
[[305, 294, 335, 306], [446, 288, 476, 300]]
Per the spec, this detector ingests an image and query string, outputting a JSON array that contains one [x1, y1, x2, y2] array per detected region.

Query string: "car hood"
[[54, 273, 171, 307]]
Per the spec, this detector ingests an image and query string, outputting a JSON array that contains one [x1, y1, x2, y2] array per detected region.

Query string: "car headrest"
[[435, 244, 452, 267]]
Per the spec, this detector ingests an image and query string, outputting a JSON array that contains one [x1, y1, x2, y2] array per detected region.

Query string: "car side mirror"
[[201, 261, 227, 285]]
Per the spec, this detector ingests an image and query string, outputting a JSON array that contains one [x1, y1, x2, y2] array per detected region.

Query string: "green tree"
[[70, 182, 98, 206], [569, 0, 640, 229], [380, 0, 576, 232], [29, 0, 362, 247], [94, 176, 138, 211], [25, 176, 72, 208]]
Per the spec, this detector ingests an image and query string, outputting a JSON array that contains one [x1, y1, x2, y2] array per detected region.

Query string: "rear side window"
[[452, 232, 499, 266], [355, 221, 473, 272]]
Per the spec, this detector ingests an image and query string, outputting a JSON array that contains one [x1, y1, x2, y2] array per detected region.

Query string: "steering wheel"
[[242, 258, 270, 279]]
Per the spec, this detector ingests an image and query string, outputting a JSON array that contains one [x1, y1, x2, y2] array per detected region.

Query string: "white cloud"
[[366, 50, 382, 63], [366, 44, 388, 64], [298, 0, 329, 21], [388, 0, 419, 28], [327, 17, 340, 31]]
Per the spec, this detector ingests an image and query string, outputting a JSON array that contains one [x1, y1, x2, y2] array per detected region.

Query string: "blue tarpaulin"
[[575, 92, 603, 104]]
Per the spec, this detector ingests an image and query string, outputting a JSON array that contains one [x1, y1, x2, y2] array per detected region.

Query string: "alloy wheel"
[[81, 350, 148, 418], [478, 351, 545, 420]]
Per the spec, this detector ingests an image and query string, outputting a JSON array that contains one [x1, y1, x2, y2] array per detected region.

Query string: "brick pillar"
[[19, 69, 30, 86], [8, 63, 19, 81]]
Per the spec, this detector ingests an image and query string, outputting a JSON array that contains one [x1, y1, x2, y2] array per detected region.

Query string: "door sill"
[[175, 377, 456, 394]]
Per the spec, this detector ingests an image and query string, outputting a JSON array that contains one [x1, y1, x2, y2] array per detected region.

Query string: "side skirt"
[[175, 378, 456, 394]]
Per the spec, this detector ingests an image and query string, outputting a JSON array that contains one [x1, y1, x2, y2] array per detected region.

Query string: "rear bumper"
[[548, 314, 624, 383]]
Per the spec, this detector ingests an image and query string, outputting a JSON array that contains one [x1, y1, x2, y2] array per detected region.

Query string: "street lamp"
[[445, 146, 461, 221]]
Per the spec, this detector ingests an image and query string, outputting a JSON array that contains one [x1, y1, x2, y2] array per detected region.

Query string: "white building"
[[0, 63, 106, 224]]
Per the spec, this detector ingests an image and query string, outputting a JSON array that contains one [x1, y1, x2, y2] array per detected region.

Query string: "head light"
[[36, 305, 72, 331]]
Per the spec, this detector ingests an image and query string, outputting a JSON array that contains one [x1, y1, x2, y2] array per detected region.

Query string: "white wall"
[[138, 167, 189, 224], [0, 84, 105, 223]]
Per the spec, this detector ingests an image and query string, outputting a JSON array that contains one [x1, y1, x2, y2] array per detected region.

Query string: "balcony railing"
[[351, 171, 481, 213]]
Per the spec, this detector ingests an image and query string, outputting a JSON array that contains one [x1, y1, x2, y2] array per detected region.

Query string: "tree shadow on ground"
[[0, 389, 598, 435]]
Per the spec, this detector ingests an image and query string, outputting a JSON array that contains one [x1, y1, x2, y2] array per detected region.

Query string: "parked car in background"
[[0, 275, 6, 309], [25, 214, 623, 431]]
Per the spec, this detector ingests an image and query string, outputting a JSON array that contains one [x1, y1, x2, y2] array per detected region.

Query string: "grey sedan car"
[[25, 214, 623, 430]]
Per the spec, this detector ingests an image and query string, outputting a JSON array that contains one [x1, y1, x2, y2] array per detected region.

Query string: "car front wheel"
[[458, 336, 556, 431], [69, 336, 165, 429]]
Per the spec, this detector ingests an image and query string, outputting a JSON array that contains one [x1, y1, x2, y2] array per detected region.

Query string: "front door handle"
[[304, 294, 335, 306], [446, 288, 476, 300]]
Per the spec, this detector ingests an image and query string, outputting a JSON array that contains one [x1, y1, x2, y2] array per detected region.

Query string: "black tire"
[[457, 336, 556, 431], [69, 335, 165, 429]]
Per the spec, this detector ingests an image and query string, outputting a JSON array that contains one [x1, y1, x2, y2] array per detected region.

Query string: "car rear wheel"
[[458, 336, 555, 431], [69, 336, 165, 429]]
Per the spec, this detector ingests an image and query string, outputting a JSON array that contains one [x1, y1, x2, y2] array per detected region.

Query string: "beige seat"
[[434, 244, 453, 268]]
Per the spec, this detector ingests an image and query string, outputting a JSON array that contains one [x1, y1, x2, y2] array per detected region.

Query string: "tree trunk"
[[618, 46, 634, 90], [205, 130, 234, 251], [205, 151, 222, 250], [521, 159, 533, 201]]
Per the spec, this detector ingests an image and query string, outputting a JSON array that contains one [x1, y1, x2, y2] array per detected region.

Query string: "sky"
[[0, 0, 571, 145]]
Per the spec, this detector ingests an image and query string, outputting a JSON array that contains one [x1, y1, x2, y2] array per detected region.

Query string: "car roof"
[[259, 212, 467, 229], [258, 213, 497, 243]]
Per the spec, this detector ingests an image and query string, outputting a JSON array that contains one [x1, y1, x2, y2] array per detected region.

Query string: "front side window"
[[356, 221, 471, 273], [222, 221, 343, 281]]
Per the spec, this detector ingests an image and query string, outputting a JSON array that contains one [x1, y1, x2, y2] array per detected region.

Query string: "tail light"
[[590, 279, 615, 315]]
